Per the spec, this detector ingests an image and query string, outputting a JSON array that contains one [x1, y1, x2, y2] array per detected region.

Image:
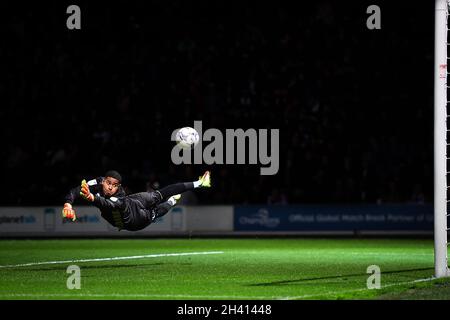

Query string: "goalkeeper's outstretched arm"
[[64, 185, 81, 205], [62, 186, 82, 221], [62, 178, 100, 221]]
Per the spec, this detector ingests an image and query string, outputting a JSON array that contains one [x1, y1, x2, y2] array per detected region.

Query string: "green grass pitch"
[[0, 238, 449, 300]]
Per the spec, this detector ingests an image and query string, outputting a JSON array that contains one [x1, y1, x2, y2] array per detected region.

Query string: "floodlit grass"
[[0, 238, 445, 300]]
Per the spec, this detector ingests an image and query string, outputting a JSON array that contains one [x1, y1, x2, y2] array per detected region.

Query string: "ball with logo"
[[175, 127, 200, 150]]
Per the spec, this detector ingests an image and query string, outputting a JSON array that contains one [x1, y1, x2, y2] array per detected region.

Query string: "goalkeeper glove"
[[80, 179, 95, 202], [62, 203, 76, 221]]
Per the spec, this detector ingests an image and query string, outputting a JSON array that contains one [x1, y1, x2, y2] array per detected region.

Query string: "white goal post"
[[435, 0, 450, 278]]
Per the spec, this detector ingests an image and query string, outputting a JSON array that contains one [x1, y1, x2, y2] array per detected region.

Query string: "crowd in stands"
[[1, 1, 433, 205]]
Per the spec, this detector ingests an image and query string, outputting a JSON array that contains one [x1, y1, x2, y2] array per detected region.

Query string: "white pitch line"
[[0, 251, 224, 269], [279, 277, 437, 300]]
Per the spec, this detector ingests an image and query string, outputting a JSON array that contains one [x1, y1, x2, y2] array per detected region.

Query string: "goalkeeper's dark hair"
[[105, 170, 122, 183]]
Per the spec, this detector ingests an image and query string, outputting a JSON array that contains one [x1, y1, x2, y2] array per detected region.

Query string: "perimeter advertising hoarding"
[[234, 205, 434, 232]]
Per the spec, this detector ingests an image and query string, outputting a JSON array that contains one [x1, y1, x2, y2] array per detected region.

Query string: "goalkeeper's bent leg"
[[151, 195, 180, 220], [152, 202, 172, 220], [133, 184, 193, 209]]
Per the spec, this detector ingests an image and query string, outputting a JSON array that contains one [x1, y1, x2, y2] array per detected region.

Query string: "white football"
[[175, 127, 199, 149]]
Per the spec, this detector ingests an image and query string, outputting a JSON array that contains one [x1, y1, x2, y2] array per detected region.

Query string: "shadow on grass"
[[247, 267, 434, 287]]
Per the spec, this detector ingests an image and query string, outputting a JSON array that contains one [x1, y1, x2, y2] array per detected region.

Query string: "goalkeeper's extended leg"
[[134, 171, 211, 209], [157, 170, 211, 199]]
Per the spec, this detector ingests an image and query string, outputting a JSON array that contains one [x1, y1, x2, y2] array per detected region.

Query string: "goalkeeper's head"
[[102, 170, 122, 197]]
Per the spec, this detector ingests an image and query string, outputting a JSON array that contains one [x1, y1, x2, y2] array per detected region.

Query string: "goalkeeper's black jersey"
[[91, 194, 156, 231]]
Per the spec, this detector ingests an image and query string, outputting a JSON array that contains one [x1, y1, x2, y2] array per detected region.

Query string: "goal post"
[[434, 0, 450, 278]]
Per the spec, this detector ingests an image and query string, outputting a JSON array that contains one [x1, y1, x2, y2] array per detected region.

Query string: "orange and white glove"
[[62, 203, 76, 221], [80, 179, 95, 202]]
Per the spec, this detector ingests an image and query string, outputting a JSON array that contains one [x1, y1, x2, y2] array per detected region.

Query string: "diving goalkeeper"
[[63, 171, 211, 231]]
